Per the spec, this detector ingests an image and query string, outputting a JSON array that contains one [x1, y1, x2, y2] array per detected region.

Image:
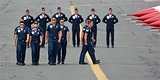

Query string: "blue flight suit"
[[84, 26, 97, 63], [47, 24, 61, 64], [86, 14, 101, 47], [79, 25, 88, 63], [103, 14, 118, 47], [21, 15, 34, 47], [30, 29, 43, 64], [35, 14, 51, 47], [57, 26, 69, 63], [69, 14, 84, 47], [52, 12, 68, 25], [14, 26, 29, 64], [21, 15, 34, 29]]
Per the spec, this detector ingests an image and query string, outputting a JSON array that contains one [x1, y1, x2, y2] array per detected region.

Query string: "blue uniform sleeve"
[[63, 14, 68, 22], [58, 26, 61, 32], [14, 27, 18, 34], [21, 16, 24, 20], [96, 15, 101, 24], [69, 15, 73, 23], [40, 31, 43, 36], [52, 13, 56, 18], [46, 25, 50, 31], [31, 16, 34, 24], [79, 15, 84, 24], [82, 26, 86, 32], [85, 28, 90, 34], [114, 15, 118, 24], [102, 15, 107, 23], [30, 31, 33, 36], [86, 15, 90, 20], [35, 15, 40, 22], [46, 14, 51, 23]]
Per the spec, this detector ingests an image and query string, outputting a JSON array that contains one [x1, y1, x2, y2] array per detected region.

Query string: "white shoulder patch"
[[107, 16, 110, 19], [40, 15, 43, 19], [72, 16, 76, 19], [23, 17, 27, 20], [18, 30, 21, 33], [50, 25, 53, 28], [89, 16, 92, 19], [56, 14, 59, 18], [32, 31, 34, 34]]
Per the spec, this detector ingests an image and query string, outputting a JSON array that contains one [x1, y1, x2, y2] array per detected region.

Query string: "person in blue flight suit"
[[45, 18, 62, 65], [103, 8, 118, 48], [79, 19, 89, 64], [35, 7, 51, 48], [21, 9, 34, 30], [52, 7, 68, 25], [57, 19, 70, 64], [13, 21, 30, 66], [69, 8, 84, 47], [29, 21, 43, 66], [21, 9, 34, 48], [86, 8, 101, 47], [83, 20, 100, 64]]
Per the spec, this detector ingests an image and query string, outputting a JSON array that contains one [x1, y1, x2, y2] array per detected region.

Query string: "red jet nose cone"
[[143, 20, 160, 27], [127, 6, 160, 17], [131, 11, 160, 21], [143, 15, 160, 23]]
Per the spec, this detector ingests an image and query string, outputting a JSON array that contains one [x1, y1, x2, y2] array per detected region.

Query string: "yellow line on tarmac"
[[70, 6, 108, 80]]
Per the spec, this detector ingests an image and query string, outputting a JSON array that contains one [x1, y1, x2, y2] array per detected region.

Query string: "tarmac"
[[0, 0, 160, 80]]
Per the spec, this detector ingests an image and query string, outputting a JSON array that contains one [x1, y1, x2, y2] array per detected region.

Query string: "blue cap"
[[91, 8, 95, 11], [109, 8, 112, 11], [75, 8, 78, 10], [57, 7, 61, 10]]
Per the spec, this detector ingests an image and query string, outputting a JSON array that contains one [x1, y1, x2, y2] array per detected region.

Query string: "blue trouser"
[[106, 29, 114, 46], [48, 39, 59, 64], [72, 27, 80, 46], [31, 42, 40, 63], [92, 25, 97, 46], [79, 43, 87, 63], [79, 42, 97, 63], [57, 41, 67, 62], [41, 28, 46, 47], [16, 41, 26, 63]]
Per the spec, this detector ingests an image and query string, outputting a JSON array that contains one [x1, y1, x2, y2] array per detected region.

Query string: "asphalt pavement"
[[0, 0, 160, 80]]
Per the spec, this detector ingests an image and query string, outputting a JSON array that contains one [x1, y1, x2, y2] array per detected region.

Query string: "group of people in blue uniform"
[[13, 7, 118, 66]]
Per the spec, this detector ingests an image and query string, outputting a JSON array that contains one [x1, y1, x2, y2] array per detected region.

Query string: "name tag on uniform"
[[86, 29, 89, 32]]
